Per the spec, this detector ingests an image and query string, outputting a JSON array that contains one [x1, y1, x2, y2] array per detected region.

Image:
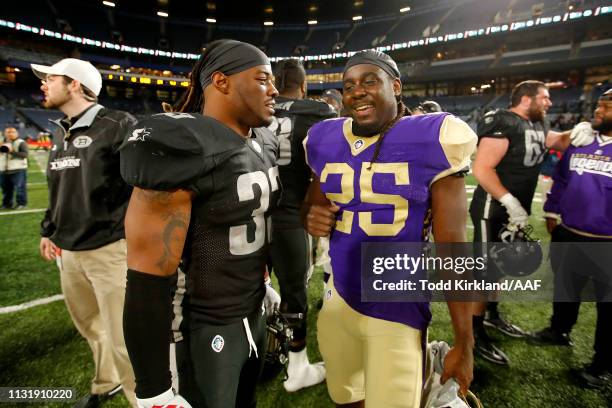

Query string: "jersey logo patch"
[[250, 140, 262, 154], [595, 149, 603, 155], [211, 335, 225, 353], [325, 288, 332, 300], [128, 128, 151, 142], [354, 139, 364, 150], [72, 135, 93, 148]]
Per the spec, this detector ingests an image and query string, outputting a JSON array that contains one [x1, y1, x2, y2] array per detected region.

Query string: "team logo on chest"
[[354, 139, 364, 150], [211, 335, 225, 352], [595, 149, 603, 155], [72, 135, 93, 148]]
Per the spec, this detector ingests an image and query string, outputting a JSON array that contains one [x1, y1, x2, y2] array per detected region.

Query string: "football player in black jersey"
[[119, 40, 281, 408], [267, 59, 336, 392], [469, 80, 577, 365]]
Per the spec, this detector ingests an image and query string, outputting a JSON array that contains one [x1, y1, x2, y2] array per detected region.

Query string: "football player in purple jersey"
[[532, 89, 612, 389], [302, 49, 476, 407]]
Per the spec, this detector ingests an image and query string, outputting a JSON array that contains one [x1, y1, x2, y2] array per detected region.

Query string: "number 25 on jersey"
[[322, 162, 410, 237]]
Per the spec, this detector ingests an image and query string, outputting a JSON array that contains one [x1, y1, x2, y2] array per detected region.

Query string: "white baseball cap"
[[31, 58, 102, 96]]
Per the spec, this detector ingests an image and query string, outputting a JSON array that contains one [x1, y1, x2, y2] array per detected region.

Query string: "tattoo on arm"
[[155, 211, 189, 272], [133, 188, 191, 274], [135, 188, 174, 206]]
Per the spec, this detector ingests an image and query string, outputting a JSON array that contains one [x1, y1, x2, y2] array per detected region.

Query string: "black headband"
[[199, 40, 271, 89], [344, 49, 400, 79]]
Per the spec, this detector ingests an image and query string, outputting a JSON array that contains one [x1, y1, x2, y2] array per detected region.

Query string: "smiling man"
[[120, 40, 281, 408], [302, 49, 477, 407], [532, 88, 612, 389]]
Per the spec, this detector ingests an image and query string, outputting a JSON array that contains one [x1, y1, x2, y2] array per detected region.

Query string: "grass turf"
[[0, 156, 610, 407]]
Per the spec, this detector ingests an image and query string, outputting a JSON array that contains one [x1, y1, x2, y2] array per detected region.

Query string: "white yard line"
[[0, 208, 46, 216], [0, 294, 64, 314]]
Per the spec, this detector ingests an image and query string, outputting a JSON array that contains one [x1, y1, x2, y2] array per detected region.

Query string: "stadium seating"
[[0, 107, 16, 129], [18, 108, 63, 132]]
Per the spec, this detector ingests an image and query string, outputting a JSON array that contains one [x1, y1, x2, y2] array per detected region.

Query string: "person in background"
[[531, 89, 612, 389], [267, 58, 336, 392], [0, 126, 28, 210], [321, 88, 344, 115], [33, 58, 137, 408]]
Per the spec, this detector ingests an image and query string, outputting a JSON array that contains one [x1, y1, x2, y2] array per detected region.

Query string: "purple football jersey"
[[544, 136, 612, 237], [305, 113, 476, 330]]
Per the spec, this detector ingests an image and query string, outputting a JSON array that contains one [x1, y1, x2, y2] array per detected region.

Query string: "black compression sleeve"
[[123, 269, 173, 398]]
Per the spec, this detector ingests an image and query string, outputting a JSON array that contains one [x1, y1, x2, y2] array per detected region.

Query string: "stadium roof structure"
[[80, 0, 427, 26]]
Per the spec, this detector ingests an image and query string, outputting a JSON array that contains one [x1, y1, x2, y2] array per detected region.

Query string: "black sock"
[[473, 315, 489, 340], [487, 302, 499, 319]]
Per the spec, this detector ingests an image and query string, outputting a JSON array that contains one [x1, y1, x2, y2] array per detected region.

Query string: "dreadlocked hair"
[[164, 40, 228, 113], [368, 98, 409, 168], [273, 59, 306, 94]]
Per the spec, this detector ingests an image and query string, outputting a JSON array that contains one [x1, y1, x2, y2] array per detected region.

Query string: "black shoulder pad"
[[291, 98, 337, 119], [120, 112, 207, 191], [477, 109, 515, 139]]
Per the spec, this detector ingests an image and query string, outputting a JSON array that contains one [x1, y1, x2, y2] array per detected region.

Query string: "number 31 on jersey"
[[229, 166, 279, 255]]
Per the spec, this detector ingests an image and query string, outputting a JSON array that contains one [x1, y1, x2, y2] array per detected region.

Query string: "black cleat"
[[474, 335, 510, 365], [530, 327, 573, 346], [73, 385, 122, 408], [484, 315, 527, 338], [571, 364, 611, 389]]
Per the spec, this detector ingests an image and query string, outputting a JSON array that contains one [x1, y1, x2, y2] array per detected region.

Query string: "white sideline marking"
[[0, 294, 64, 314], [0, 208, 46, 216]]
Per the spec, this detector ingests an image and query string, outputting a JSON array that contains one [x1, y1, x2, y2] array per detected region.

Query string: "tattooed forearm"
[[155, 210, 190, 273]]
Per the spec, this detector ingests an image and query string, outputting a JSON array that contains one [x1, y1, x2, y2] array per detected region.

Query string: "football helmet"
[[259, 309, 296, 382], [417, 100, 442, 113], [488, 225, 543, 277]]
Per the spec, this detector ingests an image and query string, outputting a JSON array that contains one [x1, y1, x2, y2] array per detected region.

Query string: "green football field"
[[0, 152, 610, 407]]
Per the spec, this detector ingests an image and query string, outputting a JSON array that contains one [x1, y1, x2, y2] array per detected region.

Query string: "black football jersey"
[[120, 112, 280, 326], [471, 109, 549, 212], [267, 96, 336, 227]]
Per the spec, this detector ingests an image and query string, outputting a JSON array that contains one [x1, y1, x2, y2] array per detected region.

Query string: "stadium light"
[[352, 15, 362, 21], [102, 1, 115, 7], [206, 18, 216, 23], [400, 6, 411, 13], [264, 21, 274, 26], [157, 11, 168, 18], [110, 64, 120, 69], [308, 20, 318, 25]]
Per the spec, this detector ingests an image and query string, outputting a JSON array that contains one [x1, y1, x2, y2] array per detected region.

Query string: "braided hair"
[[368, 97, 410, 168], [163, 40, 227, 113], [273, 59, 306, 94]]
